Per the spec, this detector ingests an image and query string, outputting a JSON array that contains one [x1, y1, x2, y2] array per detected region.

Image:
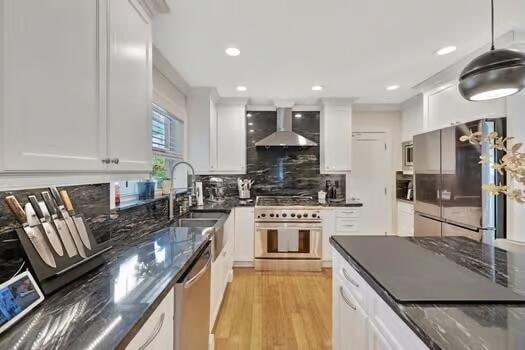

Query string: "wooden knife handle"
[[27, 195, 45, 219], [41, 192, 57, 216], [4, 196, 28, 224], [50, 186, 64, 206], [60, 190, 75, 214]]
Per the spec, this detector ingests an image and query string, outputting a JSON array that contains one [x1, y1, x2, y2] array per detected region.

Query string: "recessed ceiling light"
[[294, 113, 302, 118], [248, 122, 253, 126], [249, 129, 255, 133], [225, 47, 240, 56], [436, 46, 457, 56], [236, 86, 247, 92], [312, 85, 324, 91], [386, 85, 400, 91], [246, 113, 252, 118]]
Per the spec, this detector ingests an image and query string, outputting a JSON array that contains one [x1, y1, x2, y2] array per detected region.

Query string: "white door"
[[349, 132, 390, 235], [337, 281, 368, 350], [107, 0, 152, 172], [2, 0, 107, 171]]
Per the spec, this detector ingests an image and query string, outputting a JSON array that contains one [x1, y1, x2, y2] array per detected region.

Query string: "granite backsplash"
[[0, 183, 171, 281], [198, 110, 346, 199]]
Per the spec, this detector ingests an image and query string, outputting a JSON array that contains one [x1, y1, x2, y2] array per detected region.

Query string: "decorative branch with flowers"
[[460, 131, 525, 203]]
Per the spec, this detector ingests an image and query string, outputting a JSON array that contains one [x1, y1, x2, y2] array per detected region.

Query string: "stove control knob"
[[291, 213, 296, 217], [312, 213, 317, 218], [261, 213, 266, 218], [303, 213, 308, 218], [282, 213, 287, 218], [270, 213, 275, 218], [276, 214, 279, 218], [297, 214, 302, 219]]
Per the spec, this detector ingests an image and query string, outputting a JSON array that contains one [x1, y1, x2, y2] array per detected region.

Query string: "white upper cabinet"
[[107, 0, 152, 172], [213, 100, 247, 173], [2, 0, 107, 172], [188, 89, 247, 174], [320, 99, 353, 173], [401, 94, 424, 141], [1, 0, 158, 175], [425, 83, 506, 132]]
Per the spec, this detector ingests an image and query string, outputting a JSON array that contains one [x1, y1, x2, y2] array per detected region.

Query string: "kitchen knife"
[[28, 195, 64, 257], [59, 190, 92, 250], [4, 196, 57, 268], [50, 186, 88, 258], [41, 191, 78, 258]]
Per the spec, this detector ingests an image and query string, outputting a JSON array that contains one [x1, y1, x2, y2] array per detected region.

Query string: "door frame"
[[349, 131, 393, 235]]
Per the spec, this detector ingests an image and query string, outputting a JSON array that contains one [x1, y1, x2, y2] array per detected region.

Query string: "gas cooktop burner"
[[255, 196, 317, 207]]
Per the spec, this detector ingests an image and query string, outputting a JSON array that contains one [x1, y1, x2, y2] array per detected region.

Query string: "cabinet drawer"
[[334, 254, 370, 310], [336, 218, 359, 232], [126, 288, 174, 350], [335, 208, 360, 218]]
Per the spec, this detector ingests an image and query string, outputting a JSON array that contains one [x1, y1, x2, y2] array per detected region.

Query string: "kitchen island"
[[330, 236, 525, 350]]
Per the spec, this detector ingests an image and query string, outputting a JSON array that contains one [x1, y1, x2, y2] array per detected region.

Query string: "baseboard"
[[322, 260, 332, 268], [227, 268, 234, 282], [233, 261, 254, 268], [209, 333, 215, 350]]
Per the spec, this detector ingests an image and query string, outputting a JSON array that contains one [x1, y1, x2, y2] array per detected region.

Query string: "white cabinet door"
[[322, 209, 336, 261], [2, 0, 107, 171], [215, 103, 246, 173], [107, 0, 152, 172], [396, 202, 414, 236], [321, 104, 352, 173], [336, 278, 368, 350], [369, 321, 395, 350], [234, 207, 255, 264], [426, 84, 506, 132], [126, 288, 174, 350]]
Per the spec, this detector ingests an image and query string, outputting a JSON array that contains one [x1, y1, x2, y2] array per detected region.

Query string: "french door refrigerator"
[[413, 118, 506, 244]]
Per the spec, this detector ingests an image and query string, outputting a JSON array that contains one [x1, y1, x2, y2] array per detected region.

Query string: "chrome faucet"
[[169, 161, 196, 220]]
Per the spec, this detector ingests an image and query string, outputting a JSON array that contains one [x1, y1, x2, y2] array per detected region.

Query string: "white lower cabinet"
[[322, 208, 363, 264], [211, 211, 235, 329], [332, 249, 428, 350], [396, 201, 414, 236], [126, 288, 174, 350], [233, 207, 255, 265]]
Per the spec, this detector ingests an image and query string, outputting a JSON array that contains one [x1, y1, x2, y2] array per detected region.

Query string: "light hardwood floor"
[[213, 268, 332, 350]]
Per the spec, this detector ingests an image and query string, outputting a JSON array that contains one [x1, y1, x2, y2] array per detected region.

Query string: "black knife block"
[[15, 215, 111, 295]]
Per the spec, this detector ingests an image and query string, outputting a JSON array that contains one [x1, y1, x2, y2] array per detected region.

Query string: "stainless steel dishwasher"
[[174, 240, 211, 350]]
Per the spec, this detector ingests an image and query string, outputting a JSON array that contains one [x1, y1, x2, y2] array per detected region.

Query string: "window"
[[114, 104, 185, 207]]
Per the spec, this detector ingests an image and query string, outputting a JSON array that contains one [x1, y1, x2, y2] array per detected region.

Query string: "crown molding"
[[137, 0, 170, 17]]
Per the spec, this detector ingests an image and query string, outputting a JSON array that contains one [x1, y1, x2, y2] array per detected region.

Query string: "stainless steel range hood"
[[255, 108, 317, 147]]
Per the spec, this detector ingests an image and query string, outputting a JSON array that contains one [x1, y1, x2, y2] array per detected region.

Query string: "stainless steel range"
[[254, 196, 322, 271]]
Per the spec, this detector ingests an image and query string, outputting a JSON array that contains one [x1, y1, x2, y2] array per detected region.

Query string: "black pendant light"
[[458, 0, 525, 101]]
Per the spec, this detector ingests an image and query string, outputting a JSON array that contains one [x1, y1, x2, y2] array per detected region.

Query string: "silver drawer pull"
[[342, 268, 360, 288], [339, 286, 357, 310], [138, 312, 165, 350]]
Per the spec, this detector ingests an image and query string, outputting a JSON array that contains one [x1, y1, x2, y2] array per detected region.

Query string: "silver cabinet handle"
[[342, 268, 360, 288], [138, 312, 165, 350], [339, 286, 356, 310], [111, 158, 120, 164]]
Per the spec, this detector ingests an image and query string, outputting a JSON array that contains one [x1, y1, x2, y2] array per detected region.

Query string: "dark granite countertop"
[[0, 225, 216, 350], [330, 236, 525, 350]]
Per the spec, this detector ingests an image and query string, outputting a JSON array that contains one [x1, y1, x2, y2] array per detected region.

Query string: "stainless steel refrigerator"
[[413, 118, 506, 244]]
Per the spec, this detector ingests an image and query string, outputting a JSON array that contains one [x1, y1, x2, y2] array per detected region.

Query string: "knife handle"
[[41, 192, 57, 216], [50, 186, 64, 207], [5, 196, 28, 225], [27, 195, 45, 220], [60, 190, 75, 215]]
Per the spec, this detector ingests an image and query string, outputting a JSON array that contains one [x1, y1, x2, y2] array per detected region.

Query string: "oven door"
[[254, 222, 322, 259]]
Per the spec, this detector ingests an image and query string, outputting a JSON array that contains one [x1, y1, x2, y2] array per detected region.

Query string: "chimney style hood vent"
[[255, 108, 317, 147]]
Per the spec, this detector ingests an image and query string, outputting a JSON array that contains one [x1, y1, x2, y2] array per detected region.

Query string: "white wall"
[[351, 108, 402, 234], [400, 94, 423, 141]]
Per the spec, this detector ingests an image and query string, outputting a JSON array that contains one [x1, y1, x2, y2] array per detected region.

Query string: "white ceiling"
[[153, 0, 525, 104]]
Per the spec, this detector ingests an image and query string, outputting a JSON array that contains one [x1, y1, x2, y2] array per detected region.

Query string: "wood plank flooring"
[[213, 268, 332, 350]]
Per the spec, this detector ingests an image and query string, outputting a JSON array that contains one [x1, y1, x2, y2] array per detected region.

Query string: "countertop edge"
[[115, 236, 212, 350], [329, 237, 441, 350]]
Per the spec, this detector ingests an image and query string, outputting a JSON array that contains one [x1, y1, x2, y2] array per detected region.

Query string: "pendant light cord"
[[490, 0, 495, 50]]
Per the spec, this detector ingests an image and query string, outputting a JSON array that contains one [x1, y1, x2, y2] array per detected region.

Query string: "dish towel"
[[277, 228, 299, 252]]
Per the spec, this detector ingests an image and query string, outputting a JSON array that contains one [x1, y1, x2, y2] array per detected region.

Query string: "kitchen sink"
[[178, 218, 219, 228], [179, 211, 225, 220]]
